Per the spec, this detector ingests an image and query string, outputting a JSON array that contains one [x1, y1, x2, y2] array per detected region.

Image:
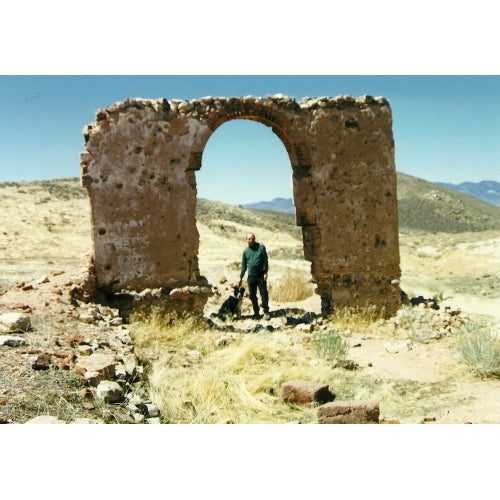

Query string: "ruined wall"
[[81, 94, 401, 316]]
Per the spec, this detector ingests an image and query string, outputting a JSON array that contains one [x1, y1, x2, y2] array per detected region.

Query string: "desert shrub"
[[391, 305, 436, 343], [269, 269, 314, 302], [311, 330, 349, 364], [454, 322, 500, 378]]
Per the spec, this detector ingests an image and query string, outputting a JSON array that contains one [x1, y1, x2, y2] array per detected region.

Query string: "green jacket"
[[240, 242, 269, 278]]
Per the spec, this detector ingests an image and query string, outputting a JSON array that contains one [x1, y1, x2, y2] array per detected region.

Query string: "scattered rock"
[[337, 359, 359, 370], [0, 335, 27, 347], [71, 418, 103, 424], [421, 416, 437, 423], [76, 352, 116, 381], [0, 312, 31, 333], [295, 323, 313, 333], [384, 340, 412, 353], [96, 380, 124, 403], [31, 353, 51, 370], [136, 403, 160, 418]]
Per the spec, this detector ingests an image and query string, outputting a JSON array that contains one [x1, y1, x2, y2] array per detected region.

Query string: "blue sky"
[[0, 75, 499, 205], [1, 2, 499, 205]]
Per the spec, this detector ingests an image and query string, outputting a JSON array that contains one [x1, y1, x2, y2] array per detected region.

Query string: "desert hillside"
[[1, 175, 499, 425], [1, 175, 499, 320]]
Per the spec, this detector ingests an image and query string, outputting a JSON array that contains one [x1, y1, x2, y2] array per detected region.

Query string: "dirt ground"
[[1, 181, 499, 424]]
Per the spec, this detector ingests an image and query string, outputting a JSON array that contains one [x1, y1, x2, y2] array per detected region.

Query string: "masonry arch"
[[81, 94, 402, 316]]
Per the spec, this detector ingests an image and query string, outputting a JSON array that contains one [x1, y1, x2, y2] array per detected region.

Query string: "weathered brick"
[[317, 400, 380, 424], [281, 380, 335, 405]]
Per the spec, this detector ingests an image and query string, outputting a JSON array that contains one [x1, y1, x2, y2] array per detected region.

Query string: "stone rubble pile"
[[391, 301, 467, 339], [0, 297, 161, 424]]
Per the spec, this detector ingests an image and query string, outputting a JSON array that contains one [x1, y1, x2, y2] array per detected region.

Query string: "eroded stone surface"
[[81, 94, 401, 315]]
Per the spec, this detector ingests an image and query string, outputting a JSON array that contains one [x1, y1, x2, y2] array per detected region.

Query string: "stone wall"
[[80, 94, 401, 316]]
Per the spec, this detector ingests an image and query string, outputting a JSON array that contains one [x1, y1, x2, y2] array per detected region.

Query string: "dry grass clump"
[[269, 269, 315, 303], [327, 305, 386, 334], [130, 310, 214, 360], [453, 322, 500, 378]]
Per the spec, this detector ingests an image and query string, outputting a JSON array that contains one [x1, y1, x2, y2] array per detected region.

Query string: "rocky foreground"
[[1, 257, 477, 424]]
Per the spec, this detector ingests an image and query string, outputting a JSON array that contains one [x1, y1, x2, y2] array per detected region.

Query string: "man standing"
[[238, 233, 270, 320]]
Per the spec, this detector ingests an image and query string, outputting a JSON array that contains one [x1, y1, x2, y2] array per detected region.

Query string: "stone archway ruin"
[[80, 94, 402, 316]]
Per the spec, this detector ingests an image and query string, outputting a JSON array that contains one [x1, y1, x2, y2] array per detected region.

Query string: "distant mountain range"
[[436, 180, 500, 206], [240, 174, 500, 233], [243, 178, 500, 213], [243, 197, 295, 214]]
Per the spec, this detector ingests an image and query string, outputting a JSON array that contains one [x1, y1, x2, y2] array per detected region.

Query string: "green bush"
[[311, 330, 349, 364]]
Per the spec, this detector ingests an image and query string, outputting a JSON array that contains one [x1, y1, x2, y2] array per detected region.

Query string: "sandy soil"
[[1, 182, 499, 424]]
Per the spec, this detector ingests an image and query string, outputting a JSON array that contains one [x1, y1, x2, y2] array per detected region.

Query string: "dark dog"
[[216, 287, 245, 319]]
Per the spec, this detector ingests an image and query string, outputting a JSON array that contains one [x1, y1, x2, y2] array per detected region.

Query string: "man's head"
[[246, 233, 256, 246]]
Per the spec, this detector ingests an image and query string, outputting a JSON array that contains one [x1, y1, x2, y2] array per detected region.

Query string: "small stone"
[[295, 323, 313, 333], [0, 313, 31, 333], [0, 336, 27, 347], [136, 403, 160, 417], [384, 340, 411, 353], [96, 380, 124, 403], [31, 353, 51, 370], [78, 345, 93, 356], [84, 371, 102, 387]]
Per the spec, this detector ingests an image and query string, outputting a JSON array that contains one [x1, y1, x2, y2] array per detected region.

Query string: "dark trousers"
[[248, 274, 269, 315]]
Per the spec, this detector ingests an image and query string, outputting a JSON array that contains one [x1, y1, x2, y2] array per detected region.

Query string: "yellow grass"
[[268, 268, 315, 303], [131, 311, 337, 423]]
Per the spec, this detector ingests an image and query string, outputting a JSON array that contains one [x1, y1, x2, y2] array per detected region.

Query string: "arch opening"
[[195, 118, 319, 316]]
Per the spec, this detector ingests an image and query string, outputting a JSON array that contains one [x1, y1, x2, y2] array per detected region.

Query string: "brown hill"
[[236, 172, 500, 233], [397, 172, 500, 233]]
